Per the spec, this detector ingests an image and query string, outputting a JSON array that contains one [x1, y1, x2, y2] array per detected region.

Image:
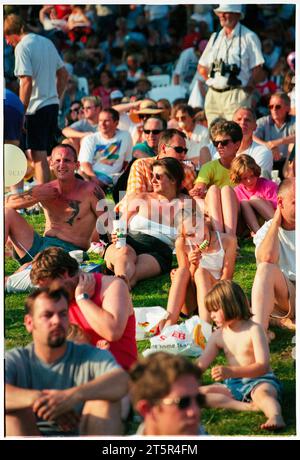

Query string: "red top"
[[69, 274, 137, 370]]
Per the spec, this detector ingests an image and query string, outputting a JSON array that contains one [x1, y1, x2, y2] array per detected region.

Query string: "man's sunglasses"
[[159, 393, 204, 410], [269, 104, 282, 110], [165, 145, 188, 154], [144, 129, 162, 135], [212, 139, 232, 147]]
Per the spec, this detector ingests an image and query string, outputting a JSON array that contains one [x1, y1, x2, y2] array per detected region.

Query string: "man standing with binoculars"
[[198, 4, 264, 126]]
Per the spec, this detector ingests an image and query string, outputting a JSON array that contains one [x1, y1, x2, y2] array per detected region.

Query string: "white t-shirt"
[[186, 124, 210, 160], [14, 33, 64, 114], [254, 219, 295, 282], [79, 129, 133, 178], [238, 141, 273, 176], [173, 47, 198, 86]]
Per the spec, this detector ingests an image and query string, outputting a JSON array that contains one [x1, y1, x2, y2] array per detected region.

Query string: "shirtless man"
[[5, 143, 106, 266]]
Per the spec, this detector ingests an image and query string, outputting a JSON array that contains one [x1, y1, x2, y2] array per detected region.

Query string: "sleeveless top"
[[129, 214, 177, 248], [199, 232, 225, 280], [69, 273, 137, 370]]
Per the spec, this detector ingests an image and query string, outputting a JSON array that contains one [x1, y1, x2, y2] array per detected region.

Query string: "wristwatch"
[[76, 293, 89, 302]]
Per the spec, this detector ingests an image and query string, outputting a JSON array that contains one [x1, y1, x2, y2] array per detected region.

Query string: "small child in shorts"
[[197, 280, 285, 431]]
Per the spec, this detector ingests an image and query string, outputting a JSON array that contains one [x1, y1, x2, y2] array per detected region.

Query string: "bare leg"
[[5, 207, 35, 256], [165, 266, 191, 326], [80, 400, 122, 436], [104, 244, 137, 283], [130, 254, 162, 288], [6, 409, 40, 436], [194, 266, 215, 323], [240, 200, 261, 234], [199, 385, 257, 411], [30, 149, 50, 184], [221, 185, 238, 236], [251, 383, 285, 430], [251, 262, 290, 330], [205, 186, 224, 232], [249, 197, 275, 220]]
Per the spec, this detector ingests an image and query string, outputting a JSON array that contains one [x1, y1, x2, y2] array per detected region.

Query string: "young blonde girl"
[[230, 154, 278, 236], [198, 280, 285, 431], [162, 216, 237, 328]]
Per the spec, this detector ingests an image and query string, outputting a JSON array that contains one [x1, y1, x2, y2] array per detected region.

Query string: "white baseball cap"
[[214, 4, 244, 20], [110, 90, 124, 100]]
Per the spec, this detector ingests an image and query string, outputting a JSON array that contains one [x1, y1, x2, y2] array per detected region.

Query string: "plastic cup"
[[113, 220, 127, 249], [69, 250, 84, 264]]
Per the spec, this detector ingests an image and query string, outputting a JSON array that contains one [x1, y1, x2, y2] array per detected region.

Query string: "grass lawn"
[[4, 213, 296, 437]]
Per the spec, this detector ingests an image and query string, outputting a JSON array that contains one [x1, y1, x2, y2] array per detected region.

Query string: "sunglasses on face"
[[143, 129, 162, 135], [71, 108, 80, 113], [139, 114, 150, 120], [159, 393, 203, 410], [212, 139, 232, 147], [152, 172, 171, 181], [269, 104, 282, 110], [165, 145, 188, 154]]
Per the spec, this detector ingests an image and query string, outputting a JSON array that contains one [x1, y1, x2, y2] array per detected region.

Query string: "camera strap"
[[213, 23, 242, 69]]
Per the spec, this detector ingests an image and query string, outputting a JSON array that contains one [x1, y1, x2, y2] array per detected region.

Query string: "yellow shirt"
[[195, 159, 233, 188]]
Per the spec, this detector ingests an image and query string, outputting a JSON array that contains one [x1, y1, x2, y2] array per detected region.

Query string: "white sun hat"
[[213, 4, 245, 20]]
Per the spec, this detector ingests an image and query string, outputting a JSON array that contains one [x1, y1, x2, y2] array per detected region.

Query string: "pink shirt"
[[234, 177, 278, 209]]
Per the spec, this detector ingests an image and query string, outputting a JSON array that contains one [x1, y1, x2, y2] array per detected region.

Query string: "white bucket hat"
[[214, 4, 244, 20]]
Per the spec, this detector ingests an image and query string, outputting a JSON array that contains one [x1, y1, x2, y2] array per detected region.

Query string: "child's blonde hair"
[[230, 154, 261, 185], [67, 323, 90, 344], [205, 280, 252, 321]]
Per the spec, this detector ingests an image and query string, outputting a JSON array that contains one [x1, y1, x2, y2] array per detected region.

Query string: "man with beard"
[[5, 287, 128, 436]]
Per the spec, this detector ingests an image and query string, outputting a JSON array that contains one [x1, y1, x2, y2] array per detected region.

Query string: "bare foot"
[[261, 415, 286, 431], [170, 268, 177, 282]]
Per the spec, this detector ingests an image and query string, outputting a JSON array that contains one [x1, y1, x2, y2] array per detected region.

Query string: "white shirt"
[[173, 47, 199, 86], [254, 219, 295, 282], [238, 141, 273, 176], [79, 129, 133, 177], [199, 23, 264, 87], [186, 124, 210, 161], [14, 33, 64, 114]]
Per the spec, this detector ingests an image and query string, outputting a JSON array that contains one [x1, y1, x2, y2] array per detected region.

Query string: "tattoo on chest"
[[66, 200, 81, 225]]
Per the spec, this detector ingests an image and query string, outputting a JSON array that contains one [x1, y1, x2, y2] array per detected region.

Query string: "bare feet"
[[261, 415, 286, 431]]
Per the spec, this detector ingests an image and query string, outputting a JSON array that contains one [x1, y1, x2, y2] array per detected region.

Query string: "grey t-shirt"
[[70, 119, 98, 132], [254, 115, 295, 159], [5, 341, 120, 435]]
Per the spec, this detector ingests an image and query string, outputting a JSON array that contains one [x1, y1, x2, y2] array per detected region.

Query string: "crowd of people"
[[4, 4, 295, 437]]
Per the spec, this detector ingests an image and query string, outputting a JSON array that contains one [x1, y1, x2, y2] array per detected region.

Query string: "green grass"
[[4, 214, 296, 436]]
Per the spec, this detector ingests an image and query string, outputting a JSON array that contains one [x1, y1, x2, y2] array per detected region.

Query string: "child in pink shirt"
[[230, 154, 278, 236]]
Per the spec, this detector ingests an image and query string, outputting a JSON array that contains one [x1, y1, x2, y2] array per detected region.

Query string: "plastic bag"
[[134, 306, 169, 341], [143, 316, 212, 358]]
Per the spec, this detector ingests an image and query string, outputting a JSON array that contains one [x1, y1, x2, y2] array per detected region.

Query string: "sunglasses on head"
[[269, 104, 282, 110], [159, 394, 203, 410], [143, 129, 162, 135], [212, 139, 232, 147], [165, 145, 188, 154]]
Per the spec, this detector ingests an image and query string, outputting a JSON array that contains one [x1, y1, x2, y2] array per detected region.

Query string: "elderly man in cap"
[[198, 4, 265, 126]]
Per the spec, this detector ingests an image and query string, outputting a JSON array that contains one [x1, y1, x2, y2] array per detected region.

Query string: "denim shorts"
[[224, 372, 283, 402], [14, 232, 86, 265]]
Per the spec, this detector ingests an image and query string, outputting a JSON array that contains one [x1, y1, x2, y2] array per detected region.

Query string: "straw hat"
[[129, 99, 164, 123]]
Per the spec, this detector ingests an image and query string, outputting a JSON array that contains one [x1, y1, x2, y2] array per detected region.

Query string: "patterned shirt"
[[126, 156, 196, 194]]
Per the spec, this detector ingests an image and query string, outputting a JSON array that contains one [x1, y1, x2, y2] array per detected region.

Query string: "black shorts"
[[126, 233, 173, 274], [25, 104, 59, 152]]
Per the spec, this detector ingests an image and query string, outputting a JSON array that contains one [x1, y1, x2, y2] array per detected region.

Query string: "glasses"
[[152, 172, 171, 181], [159, 394, 203, 410], [143, 129, 162, 135], [70, 108, 80, 113], [269, 104, 282, 110], [212, 139, 232, 147], [165, 145, 188, 154], [83, 106, 96, 111]]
